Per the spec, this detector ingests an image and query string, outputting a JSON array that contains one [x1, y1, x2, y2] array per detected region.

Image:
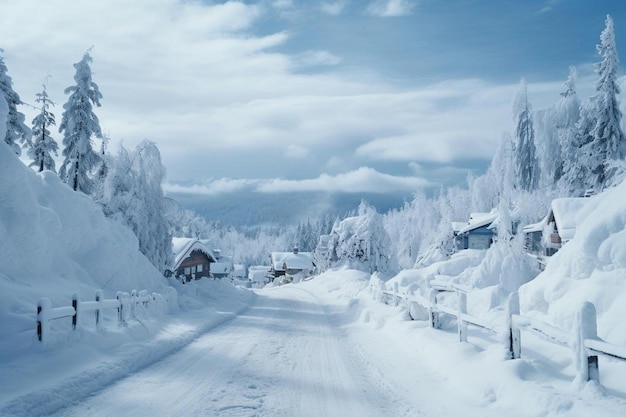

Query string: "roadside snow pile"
[[385, 242, 539, 319], [0, 134, 173, 356], [521, 179, 626, 343]]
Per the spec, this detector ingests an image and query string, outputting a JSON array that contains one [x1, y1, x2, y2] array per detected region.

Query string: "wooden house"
[[522, 197, 592, 258], [170, 238, 217, 282], [269, 247, 315, 282], [453, 212, 498, 250]]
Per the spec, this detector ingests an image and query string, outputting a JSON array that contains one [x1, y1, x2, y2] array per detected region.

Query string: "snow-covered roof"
[[171, 238, 217, 270], [451, 222, 466, 233], [550, 197, 592, 241], [457, 211, 498, 235], [270, 251, 314, 272], [248, 266, 270, 282], [522, 215, 548, 233]]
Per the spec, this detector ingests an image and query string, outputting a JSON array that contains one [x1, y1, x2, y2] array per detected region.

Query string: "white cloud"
[[0, 0, 587, 191], [256, 167, 430, 193], [164, 178, 258, 196], [165, 167, 429, 195], [321, 1, 349, 16], [367, 0, 415, 17], [293, 50, 342, 67]]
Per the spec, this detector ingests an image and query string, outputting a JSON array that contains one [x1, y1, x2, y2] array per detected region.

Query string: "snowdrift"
[[0, 122, 171, 352], [520, 180, 626, 344]]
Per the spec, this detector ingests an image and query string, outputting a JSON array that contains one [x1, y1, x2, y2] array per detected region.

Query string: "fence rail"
[[372, 279, 626, 386], [37, 289, 164, 345]]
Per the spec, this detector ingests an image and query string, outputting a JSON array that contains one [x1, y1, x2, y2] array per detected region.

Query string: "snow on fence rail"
[[36, 289, 164, 345], [372, 279, 626, 386]]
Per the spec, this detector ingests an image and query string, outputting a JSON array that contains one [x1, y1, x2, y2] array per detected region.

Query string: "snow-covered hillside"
[[0, 116, 173, 357], [521, 180, 626, 344]]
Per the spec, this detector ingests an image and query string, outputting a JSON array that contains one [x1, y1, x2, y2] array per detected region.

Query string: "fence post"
[[428, 288, 440, 329], [575, 302, 599, 383], [95, 290, 103, 329], [116, 291, 124, 325], [506, 292, 521, 359], [130, 290, 137, 318], [37, 298, 52, 344], [72, 293, 80, 330], [393, 283, 399, 306], [457, 290, 468, 342]]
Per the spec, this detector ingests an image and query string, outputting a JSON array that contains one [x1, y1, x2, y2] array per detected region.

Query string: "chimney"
[[292, 246, 299, 254]]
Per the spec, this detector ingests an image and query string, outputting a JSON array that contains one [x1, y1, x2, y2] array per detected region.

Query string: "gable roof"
[[550, 197, 593, 241], [270, 251, 314, 271], [171, 238, 217, 271], [457, 211, 498, 235]]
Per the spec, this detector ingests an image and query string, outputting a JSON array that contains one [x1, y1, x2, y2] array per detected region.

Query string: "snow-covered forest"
[[3, 12, 626, 417]]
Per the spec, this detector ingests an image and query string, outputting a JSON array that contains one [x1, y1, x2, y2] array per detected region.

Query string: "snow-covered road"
[[50, 286, 402, 417]]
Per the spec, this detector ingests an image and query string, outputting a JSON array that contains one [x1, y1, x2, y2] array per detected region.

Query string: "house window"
[[197, 264, 203, 272], [184, 266, 191, 275]]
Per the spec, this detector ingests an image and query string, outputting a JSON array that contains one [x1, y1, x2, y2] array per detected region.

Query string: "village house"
[[269, 247, 315, 282], [453, 211, 498, 251], [248, 265, 271, 288], [169, 238, 217, 282], [523, 197, 592, 258], [208, 248, 233, 279]]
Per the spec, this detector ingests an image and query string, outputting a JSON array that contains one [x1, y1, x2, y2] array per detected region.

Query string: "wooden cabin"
[[170, 238, 217, 282]]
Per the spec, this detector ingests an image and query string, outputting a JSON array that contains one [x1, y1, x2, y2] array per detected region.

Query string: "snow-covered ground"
[[3, 92, 626, 416], [3, 270, 626, 416]]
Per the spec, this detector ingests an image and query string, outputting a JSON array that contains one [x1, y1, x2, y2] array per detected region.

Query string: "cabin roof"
[[171, 238, 217, 271], [457, 211, 498, 235], [270, 251, 314, 271], [550, 198, 593, 241], [522, 214, 549, 233]]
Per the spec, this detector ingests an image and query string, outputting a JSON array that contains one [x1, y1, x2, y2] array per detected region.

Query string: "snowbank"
[[521, 180, 626, 343], [0, 136, 173, 356]]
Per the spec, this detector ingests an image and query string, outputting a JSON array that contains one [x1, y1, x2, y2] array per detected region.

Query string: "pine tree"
[[555, 67, 581, 190], [28, 80, 58, 172], [587, 15, 625, 190], [0, 50, 31, 155], [512, 80, 540, 191], [59, 52, 103, 193]]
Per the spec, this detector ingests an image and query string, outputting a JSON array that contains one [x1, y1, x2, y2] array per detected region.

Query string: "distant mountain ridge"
[[168, 191, 411, 228]]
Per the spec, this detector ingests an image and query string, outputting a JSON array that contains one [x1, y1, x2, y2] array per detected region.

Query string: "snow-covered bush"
[[325, 201, 397, 277]]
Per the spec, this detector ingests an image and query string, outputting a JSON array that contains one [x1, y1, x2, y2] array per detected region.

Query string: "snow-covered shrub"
[[326, 202, 397, 277]]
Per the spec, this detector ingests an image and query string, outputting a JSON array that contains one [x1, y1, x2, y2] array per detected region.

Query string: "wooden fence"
[[36, 289, 164, 345], [372, 278, 626, 385]]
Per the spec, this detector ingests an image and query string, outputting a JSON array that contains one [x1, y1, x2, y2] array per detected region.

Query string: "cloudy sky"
[[1, 0, 625, 197]]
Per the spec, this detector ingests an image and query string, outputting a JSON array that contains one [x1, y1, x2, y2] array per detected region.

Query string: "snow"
[[521, 179, 626, 344], [171, 237, 216, 269], [550, 197, 593, 241], [3, 97, 626, 415], [270, 251, 315, 271], [458, 211, 498, 234]]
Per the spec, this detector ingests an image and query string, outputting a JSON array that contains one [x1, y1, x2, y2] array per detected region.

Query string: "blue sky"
[[1, 0, 625, 198]]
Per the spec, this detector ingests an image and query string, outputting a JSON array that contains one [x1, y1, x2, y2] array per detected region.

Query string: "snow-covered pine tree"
[[587, 15, 625, 190], [28, 81, 59, 172], [512, 79, 540, 192], [59, 52, 103, 193], [0, 50, 31, 155], [554, 67, 581, 191]]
